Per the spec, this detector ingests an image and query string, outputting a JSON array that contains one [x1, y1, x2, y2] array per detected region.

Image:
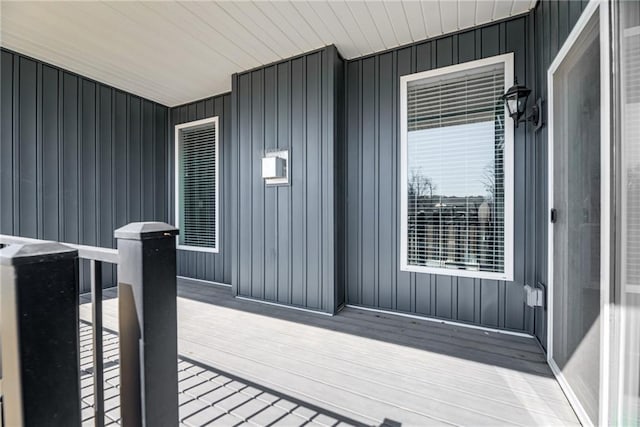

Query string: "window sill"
[[177, 244, 219, 254], [400, 263, 513, 281]]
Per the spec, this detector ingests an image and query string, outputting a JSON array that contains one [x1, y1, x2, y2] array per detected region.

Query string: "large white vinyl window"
[[175, 117, 219, 253], [400, 54, 514, 280]]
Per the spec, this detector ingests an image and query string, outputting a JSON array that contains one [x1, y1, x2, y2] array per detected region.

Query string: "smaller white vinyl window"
[[400, 54, 514, 280], [175, 117, 219, 253]]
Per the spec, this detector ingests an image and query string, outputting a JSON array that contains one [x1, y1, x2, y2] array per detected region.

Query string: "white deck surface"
[[79, 279, 579, 426]]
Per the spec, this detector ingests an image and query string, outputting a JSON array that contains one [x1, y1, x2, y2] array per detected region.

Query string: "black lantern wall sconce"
[[502, 78, 542, 131]]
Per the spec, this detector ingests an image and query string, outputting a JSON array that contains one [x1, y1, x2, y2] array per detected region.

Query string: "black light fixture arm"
[[520, 98, 542, 131]]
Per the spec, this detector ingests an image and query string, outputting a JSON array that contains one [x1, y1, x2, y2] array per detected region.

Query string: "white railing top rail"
[[0, 234, 119, 264]]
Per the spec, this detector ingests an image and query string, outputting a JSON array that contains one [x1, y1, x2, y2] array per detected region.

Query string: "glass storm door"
[[548, 8, 602, 426], [616, 0, 640, 423]]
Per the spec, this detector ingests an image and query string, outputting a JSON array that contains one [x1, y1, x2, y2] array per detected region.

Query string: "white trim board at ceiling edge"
[[398, 52, 515, 282], [546, 1, 610, 426], [174, 116, 220, 254]]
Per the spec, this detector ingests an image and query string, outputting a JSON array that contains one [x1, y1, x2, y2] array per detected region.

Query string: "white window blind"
[[175, 117, 218, 252], [401, 55, 513, 280]]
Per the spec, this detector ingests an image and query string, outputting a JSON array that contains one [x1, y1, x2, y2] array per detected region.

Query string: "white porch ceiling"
[[0, 1, 536, 107]]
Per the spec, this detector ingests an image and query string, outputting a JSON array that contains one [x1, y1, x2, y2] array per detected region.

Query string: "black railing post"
[[114, 222, 179, 427], [90, 259, 105, 427], [0, 243, 80, 427]]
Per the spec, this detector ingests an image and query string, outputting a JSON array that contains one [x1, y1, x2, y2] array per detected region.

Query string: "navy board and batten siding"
[[0, 48, 169, 292], [343, 16, 536, 333], [230, 46, 345, 314], [169, 93, 232, 285]]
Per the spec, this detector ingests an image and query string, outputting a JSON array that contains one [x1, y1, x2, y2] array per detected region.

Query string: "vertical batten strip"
[[58, 68, 64, 241], [36, 63, 43, 239], [288, 59, 294, 305], [13, 55, 20, 236]]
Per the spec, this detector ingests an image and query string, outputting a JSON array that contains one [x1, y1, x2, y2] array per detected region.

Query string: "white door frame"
[[546, 0, 611, 426]]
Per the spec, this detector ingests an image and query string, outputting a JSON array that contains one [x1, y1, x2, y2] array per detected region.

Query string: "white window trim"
[[399, 53, 515, 281], [174, 116, 220, 254]]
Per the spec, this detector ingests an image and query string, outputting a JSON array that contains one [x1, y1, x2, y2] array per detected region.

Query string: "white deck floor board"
[[80, 280, 579, 426], [178, 321, 576, 417], [172, 299, 566, 398]]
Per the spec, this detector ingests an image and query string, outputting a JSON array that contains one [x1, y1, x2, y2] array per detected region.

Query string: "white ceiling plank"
[[306, 1, 363, 58], [1, 18, 188, 105], [365, 1, 400, 49], [493, 0, 514, 19], [216, 1, 297, 60], [458, 1, 478, 29], [440, 0, 460, 33], [3, 3, 188, 94], [401, 1, 429, 41], [2, 32, 171, 104], [102, 1, 235, 97], [141, 2, 256, 70], [270, 2, 326, 49], [182, 2, 278, 65], [512, 0, 534, 15], [328, 1, 374, 55], [251, 2, 311, 53], [382, 1, 414, 46], [70, 1, 233, 102], [475, 0, 496, 25], [0, 0, 535, 106], [420, 1, 444, 37], [101, 2, 230, 78], [288, 1, 337, 47], [344, 2, 387, 53]]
